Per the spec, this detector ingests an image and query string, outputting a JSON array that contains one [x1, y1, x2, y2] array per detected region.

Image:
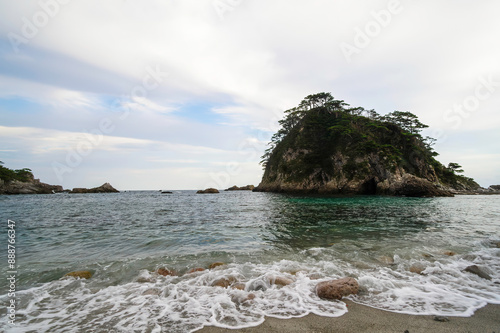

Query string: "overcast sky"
[[0, 0, 499, 190]]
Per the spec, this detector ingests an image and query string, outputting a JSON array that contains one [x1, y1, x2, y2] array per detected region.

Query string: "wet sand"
[[197, 300, 500, 333]]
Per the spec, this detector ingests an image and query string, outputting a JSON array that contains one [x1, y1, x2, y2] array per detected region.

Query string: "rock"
[[307, 273, 323, 280], [136, 276, 155, 283], [433, 316, 450, 322], [161, 191, 173, 194], [70, 183, 119, 193], [315, 277, 359, 300], [157, 268, 176, 276], [187, 268, 205, 274], [464, 265, 492, 280], [489, 185, 500, 191], [211, 276, 238, 288], [142, 288, 161, 296], [389, 174, 454, 197], [443, 251, 456, 256], [377, 256, 395, 264], [232, 282, 246, 290], [0, 178, 64, 195], [231, 293, 255, 305], [225, 185, 255, 191], [409, 264, 426, 275], [196, 188, 219, 194], [208, 262, 225, 269], [64, 271, 92, 279], [268, 276, 294, 286]]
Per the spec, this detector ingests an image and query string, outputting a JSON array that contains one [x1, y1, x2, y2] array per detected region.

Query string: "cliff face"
[[255, 97, 480, 197], [0, 178, 64, 195]]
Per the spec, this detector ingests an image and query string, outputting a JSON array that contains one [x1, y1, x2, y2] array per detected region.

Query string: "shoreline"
[[197, 300, 500, 333]]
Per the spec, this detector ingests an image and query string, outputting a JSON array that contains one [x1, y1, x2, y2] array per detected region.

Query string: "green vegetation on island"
[[0, 161, 34, 183]]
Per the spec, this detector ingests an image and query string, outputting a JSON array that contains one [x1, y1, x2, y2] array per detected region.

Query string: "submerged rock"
[[211, 276, 238, 288], [409, 263, 426, 275], [377, 256, 395, 264], [232, 282, 246, 290], [231, 293, 256, 305], [157, 268, 176, 276], [196, 188, 219, 194], [187, 268, 205, 274], [464, 265, 492, 280], [267, 276, 294, 286], [443, 251, 456, 256], [142, 288, 161, 296], [208, 262, 225, 269], [315, 277, 359, 300], [64, 271, 93, 279]]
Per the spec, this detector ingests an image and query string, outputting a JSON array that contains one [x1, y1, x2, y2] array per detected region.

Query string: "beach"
[[198, 300, 500, 333]]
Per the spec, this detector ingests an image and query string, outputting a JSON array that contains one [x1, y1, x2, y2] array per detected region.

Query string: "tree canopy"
[[261, 92, 435, 167], [0, 161, 33, 182]]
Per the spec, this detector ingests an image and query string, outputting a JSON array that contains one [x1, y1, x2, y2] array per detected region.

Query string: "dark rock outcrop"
[[464, 265, 492, 280], [69, 183, 119, 193], [196, 188, 219, 194], [225, 185, 255, 191], [0, 178, 64, 195], [315, 277, 359, 300]]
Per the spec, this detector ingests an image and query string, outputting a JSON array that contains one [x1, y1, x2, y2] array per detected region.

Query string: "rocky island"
[[225, 185, 255, 191], [255, 93, 480, 197], [69, 183, 119, 193]]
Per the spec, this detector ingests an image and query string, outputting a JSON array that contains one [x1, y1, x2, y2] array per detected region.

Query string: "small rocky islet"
[[254, 93, 499, 197]]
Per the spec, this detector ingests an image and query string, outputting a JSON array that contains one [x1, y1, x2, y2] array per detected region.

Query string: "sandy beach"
[[197, 300, 500, 333]]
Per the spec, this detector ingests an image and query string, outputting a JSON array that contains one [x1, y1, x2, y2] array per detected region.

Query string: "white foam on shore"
[[1, 244, 498, 332]]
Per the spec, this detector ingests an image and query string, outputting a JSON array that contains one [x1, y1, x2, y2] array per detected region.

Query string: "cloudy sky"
[[0, 0, 499, 190]]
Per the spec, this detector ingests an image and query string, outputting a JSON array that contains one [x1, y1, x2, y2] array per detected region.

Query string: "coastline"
[[197, 300, 500, 333]]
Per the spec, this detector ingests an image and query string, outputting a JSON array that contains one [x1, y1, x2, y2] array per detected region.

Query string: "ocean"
[[0, 191, 499, 332]]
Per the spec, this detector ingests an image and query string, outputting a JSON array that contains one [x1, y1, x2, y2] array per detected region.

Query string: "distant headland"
[[0, 161, 118, 195]]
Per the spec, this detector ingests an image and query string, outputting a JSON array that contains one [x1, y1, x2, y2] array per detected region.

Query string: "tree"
[[447, 162, 464, 174], [382, 111, 429, 135]]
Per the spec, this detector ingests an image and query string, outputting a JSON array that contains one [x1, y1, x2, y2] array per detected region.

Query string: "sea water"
[[0, 191, 499, 332]]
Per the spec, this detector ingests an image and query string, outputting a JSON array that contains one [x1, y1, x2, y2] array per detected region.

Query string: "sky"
[[0, 0, 499, 190]]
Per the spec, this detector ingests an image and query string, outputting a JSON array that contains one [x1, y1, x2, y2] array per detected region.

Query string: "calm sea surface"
[[0, 191, 499, 332]]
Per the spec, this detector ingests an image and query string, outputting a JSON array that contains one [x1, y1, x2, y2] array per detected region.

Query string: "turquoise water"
[[0, 192, 499, 332]]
